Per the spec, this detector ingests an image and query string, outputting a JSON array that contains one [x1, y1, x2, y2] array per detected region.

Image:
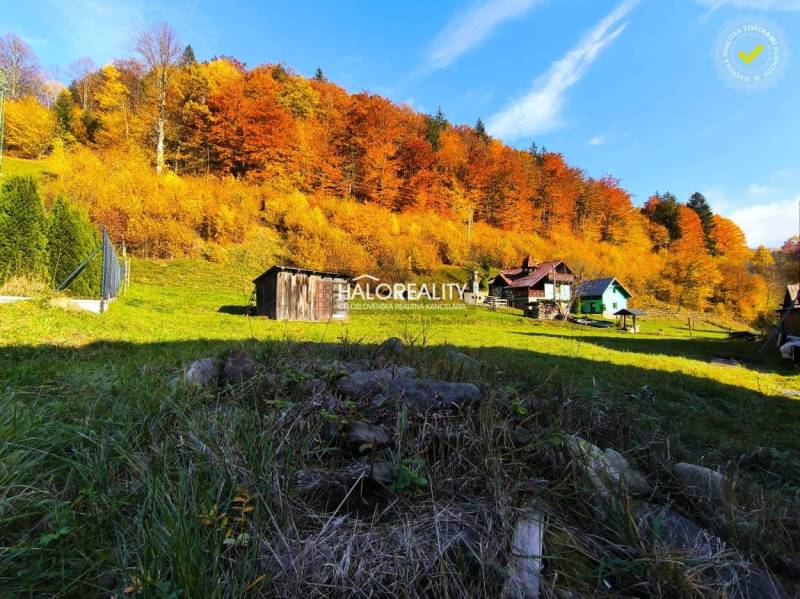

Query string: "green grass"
[[0, 156, 55, 179], [3, 257, 797, 454], [2, 258, 799, 596]]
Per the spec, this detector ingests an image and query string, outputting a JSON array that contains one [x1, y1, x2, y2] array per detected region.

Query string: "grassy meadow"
[[2, 258, 799, 596]]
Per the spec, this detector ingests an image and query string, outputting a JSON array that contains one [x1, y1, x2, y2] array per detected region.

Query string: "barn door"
[[316, 279, 333, 320]]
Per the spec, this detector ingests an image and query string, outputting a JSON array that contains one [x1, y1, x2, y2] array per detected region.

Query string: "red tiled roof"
[[508, 261, 573, 288]]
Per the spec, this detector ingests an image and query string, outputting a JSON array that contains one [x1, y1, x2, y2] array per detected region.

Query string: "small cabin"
[[777, 283, 800, 346], [575, 277, 632, 317], [253, 265, 349, 321]]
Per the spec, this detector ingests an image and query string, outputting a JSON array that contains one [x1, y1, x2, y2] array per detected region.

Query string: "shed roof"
[[613, 308, 646, 316], [508, 261, 574, 288], [576, 277, 631, 299], [253, 265, 349, 283]]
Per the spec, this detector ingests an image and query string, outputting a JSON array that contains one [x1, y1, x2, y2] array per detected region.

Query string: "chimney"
[[472, 271, 479, 295]]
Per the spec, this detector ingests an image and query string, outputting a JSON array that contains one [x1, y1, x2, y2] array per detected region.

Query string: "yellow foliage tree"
[[4, 97, 56, 158]]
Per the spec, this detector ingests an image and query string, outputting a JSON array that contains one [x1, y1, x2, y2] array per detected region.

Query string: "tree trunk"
[[156, 113, 165, 175]]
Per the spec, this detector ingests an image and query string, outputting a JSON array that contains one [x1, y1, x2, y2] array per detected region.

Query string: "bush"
[[0, 176, 49, 283], [47, 197, 101, 297]]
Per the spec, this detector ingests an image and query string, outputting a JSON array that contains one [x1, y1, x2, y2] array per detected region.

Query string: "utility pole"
[[0, 69, 6, 178]]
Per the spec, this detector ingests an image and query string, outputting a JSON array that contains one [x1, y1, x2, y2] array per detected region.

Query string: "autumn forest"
[[0, 25, 794, 323]]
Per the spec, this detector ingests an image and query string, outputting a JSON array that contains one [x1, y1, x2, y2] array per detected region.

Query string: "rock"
[[634, 503, 726, 558], [334, 367, 416, 399], [382, 377, 481, 411], [183, 357, 222, 388], [635, 504, 786, 597], [220, 349, 258, 385], [295, 461, 396, 511], [674, 462, 733, 511], [347, 421, 392, 455], [502, 510, 545, 599], [639, 385, 655, 401], [379, 337, 405, 356], [447, 349, 480, 371], [510, 426, 533, 447], [567, 436, 651, 497]]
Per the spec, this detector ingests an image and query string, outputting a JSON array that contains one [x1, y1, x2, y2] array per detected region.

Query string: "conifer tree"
[[687, 191, 717, 255], [47, 197, 101, 296], [0, 176, 49, 282], [474, 118, 488, 141], [53, 89, 75, 140]]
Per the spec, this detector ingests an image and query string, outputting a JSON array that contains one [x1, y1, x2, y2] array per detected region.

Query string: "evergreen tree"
[[644, 192, 682, 240], [53, 89, 75, 139], [0, 176, 49, 282], [313, 67, 324, 82], [474, 118, 489, 142], [424, 107, 447, 151], [687, 191, 717, 254], [47, 197, 101, 296], [179, 44, 197, 66]]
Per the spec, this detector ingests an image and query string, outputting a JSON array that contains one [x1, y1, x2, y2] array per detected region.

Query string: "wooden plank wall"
[[273, 271, 349, 321]]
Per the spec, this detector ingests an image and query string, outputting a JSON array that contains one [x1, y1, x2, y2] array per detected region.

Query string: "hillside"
[[0, 24, 789, 323]]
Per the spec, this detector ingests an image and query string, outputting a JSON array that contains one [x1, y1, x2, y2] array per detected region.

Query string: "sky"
[[3, 0, 799, 247]]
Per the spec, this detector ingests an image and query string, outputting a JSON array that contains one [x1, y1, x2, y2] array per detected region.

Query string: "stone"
[[634, 503, 726, 557], [379, 337, 405, 355], [510, 426, 533, 447], [501, 510, 545, 599], [674, 462, 733, 511], [334, 367, 416, 399], [347, 421, 392, 455], [382, 377, 481, 411], [567, 436, 651, 497], [220, 349, 258, 385], [447, 349, 480, 371], [183, 357, 222, 388], [295, 460, 396, 511]]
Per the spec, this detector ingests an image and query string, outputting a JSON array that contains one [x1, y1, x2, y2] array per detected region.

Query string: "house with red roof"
[[488, 256, 575, 314]]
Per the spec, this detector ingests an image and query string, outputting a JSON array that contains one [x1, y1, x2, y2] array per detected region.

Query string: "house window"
[[613, 302, 617, 309]]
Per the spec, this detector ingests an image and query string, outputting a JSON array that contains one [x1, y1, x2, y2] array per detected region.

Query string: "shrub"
[[0, 176, 49, 283], [47, 197, 101, 297]]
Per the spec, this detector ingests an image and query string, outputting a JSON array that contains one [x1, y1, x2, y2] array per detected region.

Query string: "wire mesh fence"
[[100, 229, 128, 301]]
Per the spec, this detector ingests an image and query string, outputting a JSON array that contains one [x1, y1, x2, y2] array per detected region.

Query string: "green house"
[[574, 277, 631, 317]]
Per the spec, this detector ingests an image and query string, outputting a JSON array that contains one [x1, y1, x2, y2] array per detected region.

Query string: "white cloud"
[[426, 0, 542, 71], [747, 183, 771, 197], [729, 199, 799, 248], [695, 0, 800, 11], [487, 0, 638, 140], [587, 135, 607, 146]]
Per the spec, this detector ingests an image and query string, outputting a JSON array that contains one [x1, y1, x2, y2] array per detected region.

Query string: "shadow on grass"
[[217, 305, 252, 316], [510, 329, 793, 374], [2, 336, 799, 458]]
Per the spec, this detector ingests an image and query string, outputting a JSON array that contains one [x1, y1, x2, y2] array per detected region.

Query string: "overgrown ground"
[[1, 259, 798, 596]]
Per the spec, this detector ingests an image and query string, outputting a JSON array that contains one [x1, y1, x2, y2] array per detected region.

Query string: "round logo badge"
[[712, 16, 790, 92]]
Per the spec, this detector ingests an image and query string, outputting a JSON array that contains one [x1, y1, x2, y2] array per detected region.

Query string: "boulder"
[[335, 367, 416, 399], [502, 510, 545, 599], [183, 357, 222, 388], [347, 421, 392, 456], [567, 436, 651, 497], [509, 426, 533, 447], [674, 462, 733, 511], [379, 337, 405, 356], [220, 349, 258, 385]]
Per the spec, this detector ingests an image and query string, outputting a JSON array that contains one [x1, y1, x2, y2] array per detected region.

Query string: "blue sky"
[[4, 0, 799, 247]]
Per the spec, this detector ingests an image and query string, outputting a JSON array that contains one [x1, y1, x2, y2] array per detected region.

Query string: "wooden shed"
[[253, 266, 349, 321], [777, 283, 800, 346]]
